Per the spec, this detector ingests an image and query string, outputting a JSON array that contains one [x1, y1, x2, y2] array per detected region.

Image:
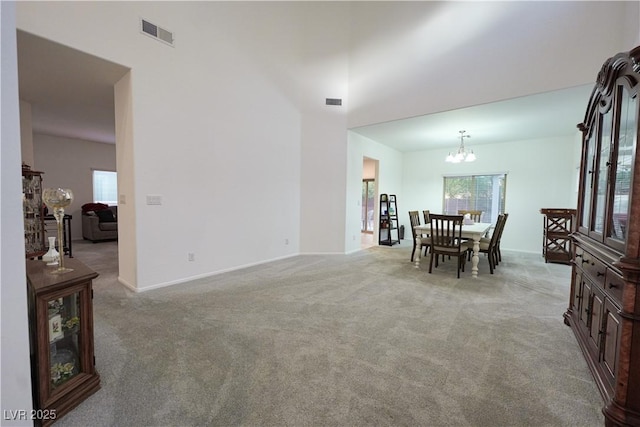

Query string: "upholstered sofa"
[[81, 203, 118, 242]]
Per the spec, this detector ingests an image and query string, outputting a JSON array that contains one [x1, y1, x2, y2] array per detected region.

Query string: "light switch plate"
[[146, 195, 162, 205]]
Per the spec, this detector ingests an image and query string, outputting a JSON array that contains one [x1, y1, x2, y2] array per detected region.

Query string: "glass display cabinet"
[[565, 45, 640, 426], [23, 165, 46, 258], [27, 258, 100, 426]]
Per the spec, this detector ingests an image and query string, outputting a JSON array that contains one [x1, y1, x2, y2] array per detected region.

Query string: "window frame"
[[442, 173, 507, 224]]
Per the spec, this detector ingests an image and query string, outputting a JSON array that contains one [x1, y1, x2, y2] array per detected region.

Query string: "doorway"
[[361, 157, 378, 249], [17, 30, 130, 284]]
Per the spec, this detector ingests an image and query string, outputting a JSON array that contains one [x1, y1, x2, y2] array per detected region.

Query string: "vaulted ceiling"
[[17, 19, 594, 152]]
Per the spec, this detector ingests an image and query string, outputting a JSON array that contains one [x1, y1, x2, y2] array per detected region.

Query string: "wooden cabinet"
[[564, 45, 640, 426], [540, 208, 576, 264], [570, 245, 622, 394], [27, 258, 100, 426], [378, 194, 400, 246], [23, 165, 46, 258]]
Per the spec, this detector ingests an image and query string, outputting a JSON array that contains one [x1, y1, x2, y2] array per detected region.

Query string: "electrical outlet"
[[188, 253, 195, 262]]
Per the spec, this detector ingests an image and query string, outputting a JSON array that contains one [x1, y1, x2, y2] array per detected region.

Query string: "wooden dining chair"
[[429, 214, 467, 278], [458, 210, 483, 223], [496, 213, 508, 263], [422, 210, 430, 224], [422, 210, 431, 255], [408, 211, 429, 262], [463, 213, 506, 274], [458, 209, 485, 243]]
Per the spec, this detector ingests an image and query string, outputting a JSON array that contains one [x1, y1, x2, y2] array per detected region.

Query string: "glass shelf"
[[609, 87, 635, 242], [47, 293, 81, 390]]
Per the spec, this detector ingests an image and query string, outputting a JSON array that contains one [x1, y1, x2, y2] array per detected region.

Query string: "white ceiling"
[[16, 29, 593, 151], [17, 30, 129, 144], [350, 84, 593, 152]]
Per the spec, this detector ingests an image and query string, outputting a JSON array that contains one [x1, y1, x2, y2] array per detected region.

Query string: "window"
[[93, 170, 117, 205], [443, 173, 506, 224]]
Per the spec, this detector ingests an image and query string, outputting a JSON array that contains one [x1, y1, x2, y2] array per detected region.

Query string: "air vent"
[[140, 18, 174, 47], [326, 98, 342, 106]]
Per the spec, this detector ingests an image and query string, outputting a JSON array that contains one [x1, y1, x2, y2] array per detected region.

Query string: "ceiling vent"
[[326, 98, 342, 106], [140, 18, 174, 47]]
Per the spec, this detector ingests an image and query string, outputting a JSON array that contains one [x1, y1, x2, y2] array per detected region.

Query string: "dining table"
[[414, 222, 493, 278]]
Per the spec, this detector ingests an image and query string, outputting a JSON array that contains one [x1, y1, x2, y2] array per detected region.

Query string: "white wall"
[[300, 111, 348, 254], [33, 133, 117, 241], [347, 1, 634, 129], [298, 2, 350, 255], [1, 1, 34, 422], [400, 134, 580, 254], [114, 71, 137, 291], [623, 1, 640, 47], [16, 1, 351, 291], [20, 100, 34, 167]]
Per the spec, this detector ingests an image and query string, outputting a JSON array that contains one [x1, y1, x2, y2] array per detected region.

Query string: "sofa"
[[82, 203, 118, 242]]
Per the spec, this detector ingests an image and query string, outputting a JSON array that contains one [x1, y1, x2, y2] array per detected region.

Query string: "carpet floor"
[[54, 240, 604, 427]]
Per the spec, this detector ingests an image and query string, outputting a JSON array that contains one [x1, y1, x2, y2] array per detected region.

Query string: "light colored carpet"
[[55, 239, 604, 427]]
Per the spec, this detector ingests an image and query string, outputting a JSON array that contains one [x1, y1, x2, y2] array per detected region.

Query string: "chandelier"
[[445, 130, 476, 163]]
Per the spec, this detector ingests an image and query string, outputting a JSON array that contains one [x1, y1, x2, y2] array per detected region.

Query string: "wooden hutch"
[[564, 45, 640, 426]]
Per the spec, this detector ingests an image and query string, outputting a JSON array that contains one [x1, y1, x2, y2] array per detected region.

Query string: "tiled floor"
[[360, 232, 375, 249]]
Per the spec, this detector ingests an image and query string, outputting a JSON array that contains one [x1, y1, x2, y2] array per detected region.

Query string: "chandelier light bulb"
[[465, 150, 476, 162]]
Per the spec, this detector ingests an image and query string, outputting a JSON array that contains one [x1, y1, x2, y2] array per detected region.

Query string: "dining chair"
[[422, 210, 431, 255], [409, 211, 430, 262], [463, 213, 505, 274], [429, 214, 467, 278], [457, 209, 485, 243], [422, 210, 430, 224], [458, 210, 483, 223], [496, 213, 508, 263]]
